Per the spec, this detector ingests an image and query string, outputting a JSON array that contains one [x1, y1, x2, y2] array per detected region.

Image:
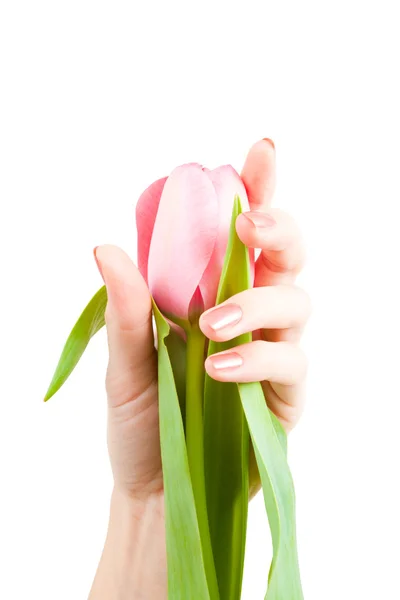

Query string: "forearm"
[[89, 489, 167, 600]]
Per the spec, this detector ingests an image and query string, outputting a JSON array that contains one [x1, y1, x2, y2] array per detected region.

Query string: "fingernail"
[[208, 352, 244, 370], [93, 246, 105, 281], [263, 137, 275, 149], [242, 211, 276, 228], [202, 303, 243, 331]]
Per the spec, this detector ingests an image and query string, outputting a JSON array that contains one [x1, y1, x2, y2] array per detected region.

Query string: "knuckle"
[[280, 342, 308, 382], [295, 347, 308, 381], [272, 284, 312, 326], [277, 406, 301, 430], [294, 243, 307, 272], [295, 287, 312, 321], [271, 208, 302, 238], [284, 284, 312, 323], [269, 207, 290, 222]]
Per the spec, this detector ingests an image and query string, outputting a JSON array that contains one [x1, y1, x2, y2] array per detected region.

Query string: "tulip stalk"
[[185, 323, 219, 597]]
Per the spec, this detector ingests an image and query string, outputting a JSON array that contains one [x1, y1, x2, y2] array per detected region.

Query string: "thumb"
[[94, 244, 157, 408]]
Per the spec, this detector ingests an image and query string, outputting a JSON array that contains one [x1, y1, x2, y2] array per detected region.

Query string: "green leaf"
[[270, 411, 288, 457], [207, 195, 303, 599], [238, 383, 303, 599], [204, 196, 250, 600], [44, 286, 107, 401], [164, 326, 187, 425], [152, 301, 212, 600]]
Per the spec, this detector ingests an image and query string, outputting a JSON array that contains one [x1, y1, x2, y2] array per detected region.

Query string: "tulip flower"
[[136, 163, 253, 325]]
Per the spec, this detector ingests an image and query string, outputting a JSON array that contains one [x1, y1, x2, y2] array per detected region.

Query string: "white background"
[[1, 1, 399, 598]]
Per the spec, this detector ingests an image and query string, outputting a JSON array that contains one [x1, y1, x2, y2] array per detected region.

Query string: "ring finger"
[[204, 340, 307, 386]]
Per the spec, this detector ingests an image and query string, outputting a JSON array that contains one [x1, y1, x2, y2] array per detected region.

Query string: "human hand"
[[202, 140, 309, 428], [89, 139, 309, 598], [89, 244, 165, 599], [200, 139, 310, 495]]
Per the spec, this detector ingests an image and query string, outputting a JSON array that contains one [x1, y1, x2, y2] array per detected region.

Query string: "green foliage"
[[238, 383, 303, 599], [153, 302, 212, 599], [208, 195, 303, 599], [165, 325, 187, 424], [204, 196, 250, 600], [44, 286, 107, 401]]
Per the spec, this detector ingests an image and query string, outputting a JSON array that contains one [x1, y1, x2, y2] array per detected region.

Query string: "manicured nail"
[[93, 246, 105, 281], [202, 303, 242, 331], [263, 137, 275, 149], [208, 352, 243, 370], [242, 211, 276, 228]]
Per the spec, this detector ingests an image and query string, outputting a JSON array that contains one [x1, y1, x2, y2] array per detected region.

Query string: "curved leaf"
[[152, 301, 212, 600], [164, 325, 187, 424], [208, 195, 303, 599], [44, 286, 107, 401], [238, 383, 303, 599], [204, 196, 249, 600]]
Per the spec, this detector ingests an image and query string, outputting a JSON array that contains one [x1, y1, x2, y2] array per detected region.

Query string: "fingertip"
[[262, 138, 275, 151], [245, 139, 276, 168], [198, 313, 209, 337], [94, 245, 151, 328], [235, 213, 258, 248], [198, 315, 222, 342], [241, 138, 276, 208], [94, 244, 132, 276], [93, 246, 104, 281], [94, 245, 145, 292], [204, 356, 222, 381]]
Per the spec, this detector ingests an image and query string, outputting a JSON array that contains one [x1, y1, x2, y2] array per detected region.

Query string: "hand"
[[200, 139, 310, 496], [89, 245, 164, 599], [89, 139, 309, 598], [202, 139, 309, 432]]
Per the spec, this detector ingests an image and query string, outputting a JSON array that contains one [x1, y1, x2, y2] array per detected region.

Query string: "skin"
[[88, 139, 310, 599]]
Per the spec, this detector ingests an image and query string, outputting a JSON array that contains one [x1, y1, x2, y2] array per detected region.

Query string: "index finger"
[[241, 138, 276, 210]]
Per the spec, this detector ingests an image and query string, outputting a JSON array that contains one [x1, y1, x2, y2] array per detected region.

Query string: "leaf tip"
[[43, 388, 53, 403], [43, 379, 59, 403], [233, 193, 243, 213]]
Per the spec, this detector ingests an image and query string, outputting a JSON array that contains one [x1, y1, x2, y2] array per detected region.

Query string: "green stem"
[[185, 324, 219, 600]]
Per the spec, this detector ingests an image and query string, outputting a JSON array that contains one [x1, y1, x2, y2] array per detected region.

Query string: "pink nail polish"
[[208, 352, 243, 370], [243, 212, 276, 228], [263, 137, 275, 150], [93, 247, 105, 282], [203, 303, 242, 331]]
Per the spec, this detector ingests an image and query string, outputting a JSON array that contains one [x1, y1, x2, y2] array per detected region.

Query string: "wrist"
[[89, 488, 166, 599]]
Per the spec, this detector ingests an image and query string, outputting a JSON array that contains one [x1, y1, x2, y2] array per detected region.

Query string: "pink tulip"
[[136, 163, 253, 323]]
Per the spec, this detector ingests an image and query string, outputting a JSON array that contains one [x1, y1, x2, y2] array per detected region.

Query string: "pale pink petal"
[[136, 177, 168, 283], [148, 164, 219, 320], [200, 165, 254, 308]]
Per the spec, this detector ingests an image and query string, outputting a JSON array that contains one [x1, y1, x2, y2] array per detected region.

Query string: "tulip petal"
[[148, 164, 219, 321], [201, 165, 254, 310], [136, 177, 168, 282]]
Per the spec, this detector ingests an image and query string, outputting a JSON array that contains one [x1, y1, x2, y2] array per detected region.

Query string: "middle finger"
[[199, 284, 311, 343]]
